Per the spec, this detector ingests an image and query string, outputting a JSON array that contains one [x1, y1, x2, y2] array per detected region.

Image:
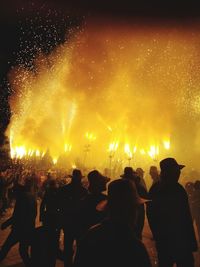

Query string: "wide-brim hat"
[[88, 170, 111, 185], [160, 158, 185, 171], [120, 166, 137, 178], [96, 179, 150, 211]]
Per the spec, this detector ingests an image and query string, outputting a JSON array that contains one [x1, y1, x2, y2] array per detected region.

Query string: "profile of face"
[[149, 166, 159, 181]]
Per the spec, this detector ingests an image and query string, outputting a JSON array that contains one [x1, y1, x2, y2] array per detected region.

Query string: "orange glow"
[[6, 22, 200, 169]]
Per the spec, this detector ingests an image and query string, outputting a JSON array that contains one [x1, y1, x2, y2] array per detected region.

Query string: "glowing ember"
[[6, 22, 200, 169]]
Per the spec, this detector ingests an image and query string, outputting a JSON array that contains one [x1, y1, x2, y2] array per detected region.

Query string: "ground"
[[0, 206, 199, 267]]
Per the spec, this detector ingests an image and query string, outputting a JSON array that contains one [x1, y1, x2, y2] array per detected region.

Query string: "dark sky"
[[0, 0, 200, 146]]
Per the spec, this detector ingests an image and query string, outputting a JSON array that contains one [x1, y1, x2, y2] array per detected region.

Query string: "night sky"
[[0, 0, 200, 147]]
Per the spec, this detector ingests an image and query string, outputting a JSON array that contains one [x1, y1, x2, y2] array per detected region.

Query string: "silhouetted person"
[[149, 166, 160, 187], [59, 169, 88, 267], [136, 167, 147, 191], [0, 178, 37, 266], [39, 179, 60, 267], [79, 170, 110, 235], [74, 178, 152, 267], [147, 158, 197, 267], [121, 167, 148, 239]]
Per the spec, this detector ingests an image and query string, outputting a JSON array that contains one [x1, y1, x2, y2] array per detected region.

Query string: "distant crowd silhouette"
[[0, 157, 199, 267]]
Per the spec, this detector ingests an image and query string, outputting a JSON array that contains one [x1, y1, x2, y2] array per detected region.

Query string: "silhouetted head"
[[88, 170, 110, 193], [160, 158, 185, 184], [149, 166, 159, 182], [69, 169, 84, 183], [120, 167, 136, 180], [121, 166, 141, 186], [107, 179, 140, 226], [136, 167, 145, 179]]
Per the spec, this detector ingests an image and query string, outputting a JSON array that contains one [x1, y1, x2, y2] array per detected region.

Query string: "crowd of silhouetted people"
[[0, 157, 199, 267]]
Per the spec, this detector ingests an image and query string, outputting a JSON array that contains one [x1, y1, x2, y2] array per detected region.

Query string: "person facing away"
[[38, 178, 60, 267], [74, 178, 152, 267], [58, 169, 88, 267], [0, 177, 37, 267], [120, 167, 148, 240], [136, 167, 148, 191], [147, 157, 197, 267], [79, 170, 110, 236]]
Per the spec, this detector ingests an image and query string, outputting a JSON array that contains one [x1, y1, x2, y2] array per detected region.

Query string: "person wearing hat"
[[58, 169, 88, 267], [74, 178, 152, 267], [147, 158, 197, 267], [121, 166, 148, 240], [78, 170, 110, 237]]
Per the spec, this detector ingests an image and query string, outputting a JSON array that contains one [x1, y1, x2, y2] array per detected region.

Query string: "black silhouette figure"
[[0, 178, 37, 266], [74, 178, 152, 267], [147, 158, 197, 267], [59, 169, 88, 267], [121, 167, 148, 239], [79, 170, 110, 235]]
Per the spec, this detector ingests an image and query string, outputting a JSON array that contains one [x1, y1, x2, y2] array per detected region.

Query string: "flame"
[[85, 132, 96, 141], [64, 144, 72, 152], [163, 140, 170, 150], [148, 145, 159, 160], [53, 158, 58, 165], [109, 142, 118, 153], [124, 143, 132, 159]]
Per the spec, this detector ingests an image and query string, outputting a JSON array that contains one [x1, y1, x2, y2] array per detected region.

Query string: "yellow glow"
[[8, 23, 200, 168], [109, 142, 118, 152], [85, 132, 96, 141], [36, 150, 40, 157], [124, 143, 132, 158], [148, 145, 159, 160], [64, 144, 72, 152], [163, 140, 170, 150], [53, 158, 58, 165]]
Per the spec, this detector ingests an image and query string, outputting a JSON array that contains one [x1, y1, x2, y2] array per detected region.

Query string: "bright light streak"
[[53, 158, 58, 164], [163, 140, 170, 150], [124, 143, 132, 158]]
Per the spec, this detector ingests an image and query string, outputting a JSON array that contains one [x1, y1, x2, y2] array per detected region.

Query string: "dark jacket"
[[74, 219, 152, 267], [79, 192, 108, 236], [147, 181, 197, 253], [40, 187, 60, 227], [58, 182, 88, 228], [4, 184, 37, 233]]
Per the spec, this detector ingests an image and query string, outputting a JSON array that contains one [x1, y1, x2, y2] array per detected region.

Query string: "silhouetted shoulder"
[[75, 220, 152, 267]]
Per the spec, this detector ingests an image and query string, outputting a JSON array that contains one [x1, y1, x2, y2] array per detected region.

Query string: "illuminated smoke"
[[6, 22, 200, 169]]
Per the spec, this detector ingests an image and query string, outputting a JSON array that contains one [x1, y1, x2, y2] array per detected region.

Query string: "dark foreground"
[[0, 206, 199, 267]]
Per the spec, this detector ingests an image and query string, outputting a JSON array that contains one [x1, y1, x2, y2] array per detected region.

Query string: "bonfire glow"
[[6, 22, 200, 169]]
